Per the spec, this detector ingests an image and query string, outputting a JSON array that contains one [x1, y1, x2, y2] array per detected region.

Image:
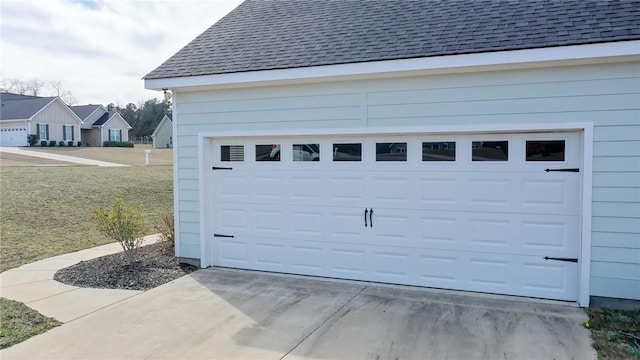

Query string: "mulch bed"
[[53, 243, 198, 291]]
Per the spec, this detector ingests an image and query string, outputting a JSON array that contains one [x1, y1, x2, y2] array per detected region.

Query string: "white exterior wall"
[[174, 61, 640, 300], [32, 99, 82, 143], [101, 114, 131, 144]]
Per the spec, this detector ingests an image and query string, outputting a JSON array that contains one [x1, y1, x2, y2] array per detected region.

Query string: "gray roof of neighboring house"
[[144, 0, 640, 80], [70, 104, 102, 120], [0, 93, 57, 120]]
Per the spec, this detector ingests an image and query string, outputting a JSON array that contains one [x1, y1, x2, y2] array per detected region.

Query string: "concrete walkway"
[[0, 234, 159, 322], [0, 147, 128, 167]]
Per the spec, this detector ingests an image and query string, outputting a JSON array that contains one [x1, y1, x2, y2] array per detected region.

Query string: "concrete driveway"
[[2, 269, 594, 360]]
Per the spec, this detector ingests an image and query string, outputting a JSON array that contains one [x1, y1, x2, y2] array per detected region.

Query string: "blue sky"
[[0, 0, 243, 105]]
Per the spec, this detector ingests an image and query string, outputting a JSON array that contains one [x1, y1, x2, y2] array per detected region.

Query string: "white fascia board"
[[145, 41, 640, 90]]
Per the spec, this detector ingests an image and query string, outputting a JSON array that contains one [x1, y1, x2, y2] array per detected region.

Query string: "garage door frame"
[[198, 121, 593, 306]]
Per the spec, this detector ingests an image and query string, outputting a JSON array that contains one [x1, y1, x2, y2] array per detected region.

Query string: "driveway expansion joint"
[[278, 284, 368, 360]]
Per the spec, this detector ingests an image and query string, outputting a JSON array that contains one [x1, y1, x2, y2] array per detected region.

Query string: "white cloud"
[[0, 0, 242, 105]]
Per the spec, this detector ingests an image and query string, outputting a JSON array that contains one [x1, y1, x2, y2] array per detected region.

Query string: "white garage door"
[[208, 132, 582, 301], [0, 127, 28, 147]]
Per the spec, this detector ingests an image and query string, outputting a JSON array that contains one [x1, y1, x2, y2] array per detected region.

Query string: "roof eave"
[[145, 40, 640, 91]]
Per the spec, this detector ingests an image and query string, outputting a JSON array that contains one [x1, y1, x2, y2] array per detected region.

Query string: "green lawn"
[[0, 298, 62, 349], [588, 308, 640, 359], [0, 166, 173, 273]]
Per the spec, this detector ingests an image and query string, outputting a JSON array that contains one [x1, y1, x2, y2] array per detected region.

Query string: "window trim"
[[108, 128, 122, 142], [63, 124, 74, 141]]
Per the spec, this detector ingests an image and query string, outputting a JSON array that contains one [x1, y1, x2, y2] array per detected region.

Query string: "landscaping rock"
[[54, 243, 198, 290]]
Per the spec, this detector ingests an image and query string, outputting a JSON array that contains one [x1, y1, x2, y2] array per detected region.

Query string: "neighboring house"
[[151, 114, 172, 149], [144, 0, 640, 307], [70, 105, 132, 146], [0, 93, 82, 146]]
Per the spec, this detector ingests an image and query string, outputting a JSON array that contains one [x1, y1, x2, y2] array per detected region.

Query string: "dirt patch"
[[0, 152, 78, 167]]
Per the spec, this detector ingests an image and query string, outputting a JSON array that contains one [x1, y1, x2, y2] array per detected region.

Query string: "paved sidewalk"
[[0, 234, 159, 322], [0, 147, 128, 167]]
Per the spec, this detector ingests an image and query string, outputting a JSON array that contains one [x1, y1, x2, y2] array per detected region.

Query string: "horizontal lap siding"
[[175, 61, 640, 299]]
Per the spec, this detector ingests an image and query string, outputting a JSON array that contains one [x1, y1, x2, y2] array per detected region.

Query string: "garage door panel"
[[218, 239, 249, 265], [290, 243, 325, 273], [371, 249, 411, 281], [255, 242, 286, 269], [418, 177, 461, 206], [370, 176, 412, 206], [329, 245, 368, 277], [209, 132, 581, 302]]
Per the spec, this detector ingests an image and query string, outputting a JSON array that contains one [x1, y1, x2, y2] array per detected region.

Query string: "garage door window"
[[526, 140, 565, 161], [423, 142, 456, 161], [256, 144, 280, 161], [376, 142, 407, 161], [293, 144, 320, 161], [472, 141, 508, 161], [333, 143, 362, 161], [221, 145, 244, 161]]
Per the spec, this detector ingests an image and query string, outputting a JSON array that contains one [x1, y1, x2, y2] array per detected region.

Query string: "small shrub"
[[40, 140, 48, 146], [154, 214, 175, 254], [91, 198, 145, 263], [48, 140, 56, 147], [58, 141, 65, 147], [27, 134, 39, 147], [103, 141, 134, 148], [67, 141, 74, 147], [77, 141, 82, 147]]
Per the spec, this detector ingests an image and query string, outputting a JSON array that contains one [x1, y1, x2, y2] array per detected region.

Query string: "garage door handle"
[[364, 209, 369, 227], [369, 208, 373, 228]]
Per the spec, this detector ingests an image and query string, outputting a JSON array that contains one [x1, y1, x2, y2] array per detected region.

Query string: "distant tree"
[[0, 77, 21, 93], [27, 80, 44, 96], [113, 99, 171, 138], [49, 80, 76, 105]]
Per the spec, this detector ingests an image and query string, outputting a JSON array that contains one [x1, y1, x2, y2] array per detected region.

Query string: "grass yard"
[[588, 308, 640, 359], [0, 298, 61, 349], [25, 144, 173, 167], [0, 165, 173, 273]]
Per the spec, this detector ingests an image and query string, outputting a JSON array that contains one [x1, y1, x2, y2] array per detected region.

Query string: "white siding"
[[175, 61, 640, 299]]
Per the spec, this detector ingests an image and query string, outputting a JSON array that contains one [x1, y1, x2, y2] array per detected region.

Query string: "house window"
[[63, 125, 74, 141], [37, 124, 49, 140], [109, 129, 122, 142]]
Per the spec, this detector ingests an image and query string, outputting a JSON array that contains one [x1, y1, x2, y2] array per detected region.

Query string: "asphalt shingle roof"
[[92, 112, 109, 126], [0, 93, 56, 120], [144, 0, 640, 80], [70, 104, 101, 121]]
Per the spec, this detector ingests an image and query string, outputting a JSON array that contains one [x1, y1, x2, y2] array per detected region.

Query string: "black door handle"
[[364, 208, 369, 227], [369, 208, 373, 228]]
